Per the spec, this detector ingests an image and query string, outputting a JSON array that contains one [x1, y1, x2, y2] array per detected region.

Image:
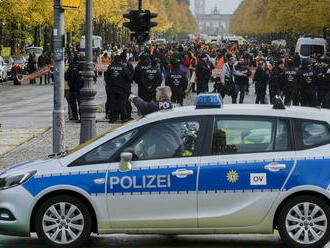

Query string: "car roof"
[[143, 104, 330, 123]]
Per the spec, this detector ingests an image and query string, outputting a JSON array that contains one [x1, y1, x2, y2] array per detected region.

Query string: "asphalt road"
[[0, 78, 258, 129], [0, 233, 290, 248]]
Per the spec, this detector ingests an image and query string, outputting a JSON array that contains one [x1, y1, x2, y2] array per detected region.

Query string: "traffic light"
[[123, 10, 158, 32]]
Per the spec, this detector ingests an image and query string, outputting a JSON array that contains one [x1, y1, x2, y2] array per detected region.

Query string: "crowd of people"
[[64, 40, 330, 123]]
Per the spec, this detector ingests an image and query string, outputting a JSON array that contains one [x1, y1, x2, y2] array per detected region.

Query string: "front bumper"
[[0, 185, 34, 236]]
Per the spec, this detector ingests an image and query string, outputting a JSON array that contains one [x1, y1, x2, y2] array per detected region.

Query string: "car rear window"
[[294, 120, 330, 149]]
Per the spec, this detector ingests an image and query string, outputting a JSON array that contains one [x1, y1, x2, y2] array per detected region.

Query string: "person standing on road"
[[142, 56, 162, 102], [234, 58, 251, 104], [121, 52, 134, 120], [166, 60, 188, 106], [66, 58, 84, 121], [105, 55, 133, 123], [128, 86, 173, 116], [38, 51, 46, 85], [221, 56, 245, 103], [284, 60, 300, 106], [298, 60, 317, 107], [269, 60, 285, 104], [196, 53, 212, 94], [188, 51, 198, 93], [27, 53, 36, 85], [253, 62, 269, 104]]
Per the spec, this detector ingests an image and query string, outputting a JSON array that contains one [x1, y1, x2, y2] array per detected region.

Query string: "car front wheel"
[[278, 195, 330, 248], [35, 195, 92, 248]]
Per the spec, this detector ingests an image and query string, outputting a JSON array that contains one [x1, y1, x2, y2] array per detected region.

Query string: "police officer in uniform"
[[142, 57, 162, 102], [298, 60, 317, 107], [196, 53, 212, 94], [65, 57, 84, 121], [134, 55, 152, 102], [165, 60, 188, 106], [269, 60, 285, 104], [284, 60, 300, 106], [121, 52, 134, 119], [128, 86, 173, 116], [105, 55, 133, 123]]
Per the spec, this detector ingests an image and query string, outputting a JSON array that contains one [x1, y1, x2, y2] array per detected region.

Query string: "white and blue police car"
[[0, 94, 329, 248]]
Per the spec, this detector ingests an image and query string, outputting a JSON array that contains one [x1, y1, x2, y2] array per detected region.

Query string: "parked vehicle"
[[295, 36, 327, 59], [0, 56, 9, 82], [0, 94, 329, 248]]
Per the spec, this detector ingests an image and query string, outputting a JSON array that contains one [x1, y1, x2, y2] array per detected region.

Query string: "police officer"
[[140, 57, 163, 102], [298, 60, 317, 107], [121, 52, 134, 119], [196, 53, 212, 94], [165, 60, 188, 106], [134, 55, 150, 101], [65, 57, 84, 121], [105, 55, 133, 123], [269, 60, 285, 104], [128, 86, 173, 116], [284, 60, 300, 106]]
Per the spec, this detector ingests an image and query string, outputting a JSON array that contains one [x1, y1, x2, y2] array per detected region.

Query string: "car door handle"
[[172, 169, 194, 178], [264, 162, 286, 172]]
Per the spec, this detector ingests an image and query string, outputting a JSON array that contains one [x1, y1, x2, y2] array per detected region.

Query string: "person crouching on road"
[[165, 60, 188, 106], [128, 86, 173, 116]]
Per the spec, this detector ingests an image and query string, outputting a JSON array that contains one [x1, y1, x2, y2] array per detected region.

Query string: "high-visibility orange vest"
[[189, 57, 197, 70], [215, 57, 224, 70], [167, 55, 172, 67], [102, 55, 110, 63]]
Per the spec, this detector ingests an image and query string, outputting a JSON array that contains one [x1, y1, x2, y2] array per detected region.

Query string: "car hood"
[[0, 158, 61, 177]]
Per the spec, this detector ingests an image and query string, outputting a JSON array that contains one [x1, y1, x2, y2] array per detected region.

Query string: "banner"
[[211, 66, 257, 79], [16, 65, 53, 83]]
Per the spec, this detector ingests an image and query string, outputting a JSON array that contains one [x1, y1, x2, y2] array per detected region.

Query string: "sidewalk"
[[0, 128, 49, 158], [0, 118, 116, 169]]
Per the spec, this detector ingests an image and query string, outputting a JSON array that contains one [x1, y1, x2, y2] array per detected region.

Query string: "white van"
[[80, 35, 102, 53], [295, 36, 327, 59]]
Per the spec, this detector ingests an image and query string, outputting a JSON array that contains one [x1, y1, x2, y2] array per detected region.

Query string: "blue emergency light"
[[195, 93, 223, 109]]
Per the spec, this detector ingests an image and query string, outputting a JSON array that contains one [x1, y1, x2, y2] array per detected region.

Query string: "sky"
[[190, 0, 243, 15]]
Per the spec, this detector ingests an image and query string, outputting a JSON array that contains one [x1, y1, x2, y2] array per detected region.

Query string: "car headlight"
[[0, 171, 36, 191]]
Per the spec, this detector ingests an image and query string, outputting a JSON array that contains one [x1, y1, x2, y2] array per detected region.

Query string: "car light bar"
[[195, 93, 223, 109]]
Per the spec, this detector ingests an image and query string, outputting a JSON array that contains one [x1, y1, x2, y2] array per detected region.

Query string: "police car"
[[0, 94, 329, 248]]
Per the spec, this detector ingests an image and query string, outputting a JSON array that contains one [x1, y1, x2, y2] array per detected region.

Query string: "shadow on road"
[[0, 234, 287, 248]]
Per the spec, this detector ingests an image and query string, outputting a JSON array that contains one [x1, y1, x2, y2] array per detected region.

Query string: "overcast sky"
[[190, 0, 243, 15]]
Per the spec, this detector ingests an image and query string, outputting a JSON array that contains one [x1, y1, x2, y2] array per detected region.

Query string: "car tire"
[[35, 195, 92, 248], [278, 195, 330, 248]]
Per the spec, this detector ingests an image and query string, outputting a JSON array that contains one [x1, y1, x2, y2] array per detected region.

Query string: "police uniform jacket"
[[105, 62, 133, 94], [284, 67, 299, 90], [165, 70, 188, 96], [269, 67, 285, 91], [133, 97, 173, 116], [196, 60, 212, 83], [298, 67, 316, 90]]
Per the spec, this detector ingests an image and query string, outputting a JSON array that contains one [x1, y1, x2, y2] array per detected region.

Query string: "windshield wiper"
[[48, 151, 68, 159]]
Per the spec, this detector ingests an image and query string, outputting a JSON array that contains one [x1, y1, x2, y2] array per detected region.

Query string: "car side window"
[[128, 119, 200, 160], [294, 120, 330, 149], [212, 117, 277, 154], [72, 130, 138, 165], [274, 119, 291, 151]]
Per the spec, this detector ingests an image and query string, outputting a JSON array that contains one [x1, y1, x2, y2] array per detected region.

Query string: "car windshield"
[[64, 119, 138, 156], [300, 45, 324, 56]]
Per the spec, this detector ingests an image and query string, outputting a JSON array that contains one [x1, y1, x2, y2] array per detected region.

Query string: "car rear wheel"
[[278, 195, 330, 248], [35, 195, 92, 248]]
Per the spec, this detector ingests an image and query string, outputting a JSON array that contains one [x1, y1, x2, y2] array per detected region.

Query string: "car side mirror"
[[119, 152, 133, 172]]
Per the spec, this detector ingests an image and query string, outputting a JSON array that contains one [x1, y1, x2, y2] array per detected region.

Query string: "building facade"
[[194, 2, 232, 35]]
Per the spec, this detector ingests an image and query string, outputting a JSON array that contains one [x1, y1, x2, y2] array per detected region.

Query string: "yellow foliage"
[[230, 0, 330, 36], [0, 0, 198, 35]]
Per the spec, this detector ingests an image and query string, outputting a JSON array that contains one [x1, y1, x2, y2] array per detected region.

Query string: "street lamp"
[[79, 0, 97, 144]]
